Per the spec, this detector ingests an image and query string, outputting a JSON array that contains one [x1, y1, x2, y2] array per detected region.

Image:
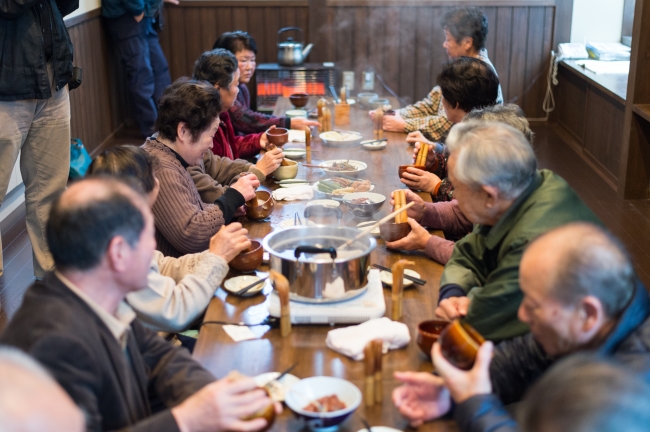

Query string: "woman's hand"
[[401, 167, 442, 194], [259, 125, 276, 150], [255, 148, 284, 177], [230, 174, 260, 201], [289, 117, 319, 130], [209, 223, 251, 262]]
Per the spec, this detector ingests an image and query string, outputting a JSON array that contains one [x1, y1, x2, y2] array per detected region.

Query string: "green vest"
[[440, 170, 602, 341]]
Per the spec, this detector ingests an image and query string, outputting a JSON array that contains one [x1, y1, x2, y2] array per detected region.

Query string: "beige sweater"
[[126, 250, 228, 332]]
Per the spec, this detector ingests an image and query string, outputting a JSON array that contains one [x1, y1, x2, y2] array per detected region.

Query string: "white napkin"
[[223, 325, 258, 342], [325, 317, 411, 360], [272, 185, 314, 201]]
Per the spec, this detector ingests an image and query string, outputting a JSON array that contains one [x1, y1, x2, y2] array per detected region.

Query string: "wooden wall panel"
[[583, 88, 624, 179]]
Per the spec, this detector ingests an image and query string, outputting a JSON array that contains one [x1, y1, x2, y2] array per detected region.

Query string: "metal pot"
[[277, 27, 313, 66], [262, 226, 376, 303]]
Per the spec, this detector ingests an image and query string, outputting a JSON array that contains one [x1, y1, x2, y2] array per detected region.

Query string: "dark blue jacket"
[[101, 0, 160, 19], [454, 280, 650, 432], [0, 0, 77, 100]]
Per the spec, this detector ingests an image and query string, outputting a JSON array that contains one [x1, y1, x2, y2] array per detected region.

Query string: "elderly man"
[[0, 346, 85, 431], [401, 122, 600, 340], [0, 178, 276, 432], [392, 223, 650, 431]]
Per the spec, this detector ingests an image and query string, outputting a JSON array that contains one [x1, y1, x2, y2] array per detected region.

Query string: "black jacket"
[[0, 273, 216, 432], [454, 280, 650, 432], [0, 0, 77, 101]]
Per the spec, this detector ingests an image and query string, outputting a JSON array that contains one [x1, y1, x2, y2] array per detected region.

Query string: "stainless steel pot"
[[277, 27, 313, 66], [262, 225, 376, 303]]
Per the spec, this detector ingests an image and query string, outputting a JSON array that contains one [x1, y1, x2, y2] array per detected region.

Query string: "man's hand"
[[255, 148, 284, 176], [412, 142, 438, 169], [401, 167, 442, 194], [390, 189, 426, 222], [432, 341, 493, 404], [435, 297, 471, 321], [392, 371, 452, 427], [406, 131, 435, 147], [231, 174, 260, 201], [134, 12, 144, 22], [386, 218, 431, 251], [383, 111, 407, 132], [289, 117, 319, 130], [171, 376, 277, 432], [209, 223, 251, 262]]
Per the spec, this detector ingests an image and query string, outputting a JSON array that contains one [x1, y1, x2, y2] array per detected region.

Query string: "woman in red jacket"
[[192, 49, 272, 160]]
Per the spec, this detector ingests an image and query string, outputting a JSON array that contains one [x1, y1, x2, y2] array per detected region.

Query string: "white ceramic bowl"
[[223, 275, 267, 296], [318, 160, 367, 176], [283, 148, 307, 159], [320, 131, 363, 147], [285, 376, 362, 432]]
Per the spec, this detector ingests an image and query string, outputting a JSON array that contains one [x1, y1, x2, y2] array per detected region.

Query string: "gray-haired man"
[[392, 223, 650, 431]]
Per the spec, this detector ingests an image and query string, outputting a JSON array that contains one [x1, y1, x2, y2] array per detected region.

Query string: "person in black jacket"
[[392, 222, 650, 431], [0, 177, 278, 432], [0, 0, 78, 279]]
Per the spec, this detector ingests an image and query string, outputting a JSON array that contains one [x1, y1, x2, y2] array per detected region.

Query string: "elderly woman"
[[88, 145, 251, 332], [213, 31, 318, 136], [142, 79, 262, 257], [401, 122, 601, 341]]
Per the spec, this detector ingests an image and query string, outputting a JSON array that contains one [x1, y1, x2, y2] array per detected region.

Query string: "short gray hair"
[[446, 121, 537, 199], [546, 223, 635, 318], [519, 354, 650, 432], [465, 104, 534, 144]]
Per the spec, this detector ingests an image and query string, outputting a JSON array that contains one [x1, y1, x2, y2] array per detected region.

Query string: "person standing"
[[103, 0, 172, 137], [0, 0, 78, 278]]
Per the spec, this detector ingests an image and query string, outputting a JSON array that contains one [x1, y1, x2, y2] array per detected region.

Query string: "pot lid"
[[278, 38, 302, 48]]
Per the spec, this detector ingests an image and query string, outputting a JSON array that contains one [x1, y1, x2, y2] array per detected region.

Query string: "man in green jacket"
[[435, 121, 601, 341]]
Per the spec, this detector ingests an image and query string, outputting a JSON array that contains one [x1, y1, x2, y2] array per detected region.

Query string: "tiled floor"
[[1, 123, 650, 329]]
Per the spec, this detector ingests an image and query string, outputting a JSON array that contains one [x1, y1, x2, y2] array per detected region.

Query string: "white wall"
[[65, 0, 101, 19], [571, 0, 625, 43]]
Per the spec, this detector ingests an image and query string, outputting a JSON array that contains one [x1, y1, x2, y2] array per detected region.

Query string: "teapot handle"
[[277, 27, 304, 44]]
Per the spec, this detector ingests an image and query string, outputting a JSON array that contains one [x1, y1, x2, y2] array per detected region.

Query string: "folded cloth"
[[325, 317, 411, 360], [272, 185, 314, 201]]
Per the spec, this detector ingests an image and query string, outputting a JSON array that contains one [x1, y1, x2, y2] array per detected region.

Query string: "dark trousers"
[[106, 14, 171, 137]]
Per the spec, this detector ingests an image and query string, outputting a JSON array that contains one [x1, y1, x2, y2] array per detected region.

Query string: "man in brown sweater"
[[142, 79, 273, 257]]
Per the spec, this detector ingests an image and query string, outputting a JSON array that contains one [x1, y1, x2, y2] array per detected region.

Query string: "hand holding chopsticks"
[[339, 202, 415, 250]]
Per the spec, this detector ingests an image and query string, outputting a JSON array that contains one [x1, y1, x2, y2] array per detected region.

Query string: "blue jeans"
[[106, 14, 171, 137]]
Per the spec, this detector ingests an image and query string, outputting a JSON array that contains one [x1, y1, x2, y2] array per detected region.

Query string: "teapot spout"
[[301, 43, 313, 60]]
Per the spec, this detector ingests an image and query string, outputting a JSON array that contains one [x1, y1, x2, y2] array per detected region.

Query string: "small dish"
[[361, 140, 387, 150], [230, 240, 263, 272], [313, 179, 375, 198], [379, 221, 411, 242], [267, 127, 290, 146], [288, 130, 307, 143], [286, 109, 308, 118], [306, 199, 340, 208], [273, 159, 299, 181], [379, 269, 421, 287], [223, 275, 267, 297], [320, 131, 363, 147], [246, 190, 274, 220], [289, 93, 309, 108], [254, 372, 301, 402], [356, 221, 380, 238], [342, 192, 385, 218], [283, 148, 307, 159], [318, 160, 367, 176]]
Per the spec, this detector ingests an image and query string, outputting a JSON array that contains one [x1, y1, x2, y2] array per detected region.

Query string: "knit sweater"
[[126, 250, 229, 332], [212, 111, 264, 160], [230, 84, 291, 135], [142, 138, 241, 257], [421, 200, 473, 265]]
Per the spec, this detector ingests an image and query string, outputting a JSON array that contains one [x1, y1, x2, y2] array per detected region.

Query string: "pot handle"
[[294, 246, 337, 260], [278, 27, 304, 44], [303, 204, 343, 223]]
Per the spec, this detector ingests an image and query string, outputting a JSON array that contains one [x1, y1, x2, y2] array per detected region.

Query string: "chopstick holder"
[[270, 270, 291, 337], [363, 342, 375, 407], [304, 126, 312, 164], [391, 259, 414, 320]]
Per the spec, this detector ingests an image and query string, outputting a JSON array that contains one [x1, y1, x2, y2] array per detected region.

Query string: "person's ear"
[[580, 296, 605, 333], [481, 185, 499, 208], [462, 37, 474, 53], [105, 236, 131, 273], [177, 122, 191, 144]]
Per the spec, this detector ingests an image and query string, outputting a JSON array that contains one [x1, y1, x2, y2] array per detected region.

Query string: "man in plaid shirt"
[[375, 7, 503, 141]]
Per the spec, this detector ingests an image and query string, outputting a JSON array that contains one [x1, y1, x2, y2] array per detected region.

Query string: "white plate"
[[318, 160, 367, 175], [362, 140, 387, 150], [283, 148, 307, 159], [288, 130, 307, 143], [356, 427, 402, 432], [313, 180, 375, 198], [254, 372, 301, 402], [223, 275, 267, 296], [357, 221, 380, 237], [306, 199, 340, 208], [379, 269, 421, 288]]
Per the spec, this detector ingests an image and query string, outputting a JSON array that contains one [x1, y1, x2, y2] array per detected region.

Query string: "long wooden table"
[[193, 97, 457, 431]]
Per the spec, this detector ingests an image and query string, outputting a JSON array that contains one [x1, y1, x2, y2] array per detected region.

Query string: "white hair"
[[446, 121, 537, 199]]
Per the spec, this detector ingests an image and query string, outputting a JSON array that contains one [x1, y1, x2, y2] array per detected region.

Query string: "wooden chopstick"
[[371, 263, 425, 285], [339, 202, 415, 250]]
